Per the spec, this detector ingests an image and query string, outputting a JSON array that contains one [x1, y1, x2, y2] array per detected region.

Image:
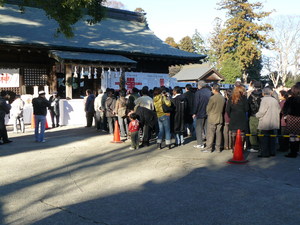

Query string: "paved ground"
[[1, 125, 300, 225]]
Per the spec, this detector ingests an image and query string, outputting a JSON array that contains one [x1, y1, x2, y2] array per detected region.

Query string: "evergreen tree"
[[219, 58, 242, 83], [179, 36, 195, 53], [192, 29, 207, 56], [165, 37, 179, 48], [207, 17, 224, 66], [217, 0, 273, 82]]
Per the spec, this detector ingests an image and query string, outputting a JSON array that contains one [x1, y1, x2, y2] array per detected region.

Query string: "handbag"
[[161, 97, 173, 113]]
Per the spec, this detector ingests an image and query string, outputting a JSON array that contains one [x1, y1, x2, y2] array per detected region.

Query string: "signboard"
[[0, 69, 19, 87], [111, 72, 176, 90]]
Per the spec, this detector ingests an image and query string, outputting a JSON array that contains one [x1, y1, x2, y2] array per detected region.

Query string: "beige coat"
[[256, 96, 281, 130]]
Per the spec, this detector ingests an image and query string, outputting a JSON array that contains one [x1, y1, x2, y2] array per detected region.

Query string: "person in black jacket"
[[283, 84, 300, 158], [49, 91, 60, 128], [135, 105, 158, 147], [171, 86, 187, 146], [247, 81, 263, 152], [32, 91, 51, 142], [183, 84, 195, 137], [226, 85, 249, 150], [0, 91, 12, 144], [192, 81, 211, 149], [84, 89, 95, 127]]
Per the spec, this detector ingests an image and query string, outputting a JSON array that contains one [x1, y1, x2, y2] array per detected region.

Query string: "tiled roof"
[[49, 50, 136, 64], [173, 63, 224, 81], [0, 4, 205, 60]]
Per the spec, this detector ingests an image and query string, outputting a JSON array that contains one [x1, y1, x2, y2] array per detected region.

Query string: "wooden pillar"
[[19, 68, 25, 95], [119, 67, 125, 89], [49, 65, 57, 92], [65, 64, 72, 99]]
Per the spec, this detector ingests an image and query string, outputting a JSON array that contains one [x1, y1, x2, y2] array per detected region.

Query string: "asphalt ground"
[[1, 125, 300, 225]]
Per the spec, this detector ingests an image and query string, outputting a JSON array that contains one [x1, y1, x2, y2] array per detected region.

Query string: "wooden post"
[[119, 67, 125, 89], [49, 65, 57, 93], [65, 64, 72, 99]]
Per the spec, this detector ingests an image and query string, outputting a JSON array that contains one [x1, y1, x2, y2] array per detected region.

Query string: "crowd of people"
[[1, 80, 299, 159], [83, 80, 300, 158]]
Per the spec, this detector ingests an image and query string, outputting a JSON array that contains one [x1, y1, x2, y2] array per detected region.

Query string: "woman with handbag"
[[115, 89, 129, 138], [153, 87, 172, 149]]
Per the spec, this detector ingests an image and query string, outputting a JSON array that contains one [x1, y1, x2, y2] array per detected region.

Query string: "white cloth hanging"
[[73, 66, 78, 78]]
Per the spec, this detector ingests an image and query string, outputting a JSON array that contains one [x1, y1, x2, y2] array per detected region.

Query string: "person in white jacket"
[[10, 95, 25, 133], [256, 87, 281, 157]]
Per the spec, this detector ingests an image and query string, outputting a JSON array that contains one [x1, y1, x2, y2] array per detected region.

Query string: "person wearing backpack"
[[247, 81, 263, 153]]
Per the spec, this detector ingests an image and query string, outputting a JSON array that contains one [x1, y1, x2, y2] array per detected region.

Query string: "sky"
[[120, 0, 300, 42]]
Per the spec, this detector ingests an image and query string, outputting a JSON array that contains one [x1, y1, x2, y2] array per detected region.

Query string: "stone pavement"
[[1, 125, 300, 225]]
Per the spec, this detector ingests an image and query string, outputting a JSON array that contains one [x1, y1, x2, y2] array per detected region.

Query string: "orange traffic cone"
[[31, 114, 35, 129], [111, 120, 123, 143], [45, 119, 49, 129], [227, 129, 249, 164]]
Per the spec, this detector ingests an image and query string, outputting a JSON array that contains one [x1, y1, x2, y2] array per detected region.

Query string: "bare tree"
[[266, 15, 300, 87]]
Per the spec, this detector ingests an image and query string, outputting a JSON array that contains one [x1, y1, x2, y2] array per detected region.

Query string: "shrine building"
[[0, 1, 205, 99]]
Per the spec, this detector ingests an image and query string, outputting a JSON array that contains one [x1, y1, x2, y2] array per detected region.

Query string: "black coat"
[[248, 89, 263, 116], [226, 95, 249, 132], [183, 90, 195, 123], [135, 106, 157, 129], [171, 94, 187, 134]]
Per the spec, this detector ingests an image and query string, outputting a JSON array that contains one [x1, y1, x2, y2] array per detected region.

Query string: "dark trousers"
[[259, 130, 276, 157], [195, 118, 206, 145], [107, 117, 116, 134], [86, 112, 94, 127], [50, 110, 60, 127], [223, 122, 232, 149], [278, 126, 289, 151], [130, 131, 140, 149], [95, 111, 105, 130], [142, 124, 151, 144], [206, 123, 222, 151], [0, 115, 8, 141]]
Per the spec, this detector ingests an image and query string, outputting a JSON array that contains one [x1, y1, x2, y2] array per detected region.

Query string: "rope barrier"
[[245, 134, 300, 138]]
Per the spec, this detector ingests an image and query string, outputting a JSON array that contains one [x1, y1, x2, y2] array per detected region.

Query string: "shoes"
[[257, 155, 269, 158], [201, 148, 212, 153], [129, 147, 135, 150], [157, 143, 162, 149], [140, 142, 150, 148], [248, 148, 259, 153], [193, 144, 205, 149], [285, 153, 297, 158], [41, 140, 46, 143], [3, 140, 12, 144]]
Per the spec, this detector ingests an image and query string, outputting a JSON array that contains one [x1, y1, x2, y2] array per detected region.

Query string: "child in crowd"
[[128, 113, 140, 150]]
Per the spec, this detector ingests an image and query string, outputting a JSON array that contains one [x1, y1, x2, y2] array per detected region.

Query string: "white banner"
[[0, 69, 20, 87], [111, 72, 175, 90]]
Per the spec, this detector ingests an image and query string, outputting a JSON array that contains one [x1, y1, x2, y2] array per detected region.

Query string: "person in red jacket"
[[128, 113, 140, 150]]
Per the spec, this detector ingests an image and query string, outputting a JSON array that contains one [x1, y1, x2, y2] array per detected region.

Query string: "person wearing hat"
[[49, 91, 60, 128], [32, 90, 51, 142]]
